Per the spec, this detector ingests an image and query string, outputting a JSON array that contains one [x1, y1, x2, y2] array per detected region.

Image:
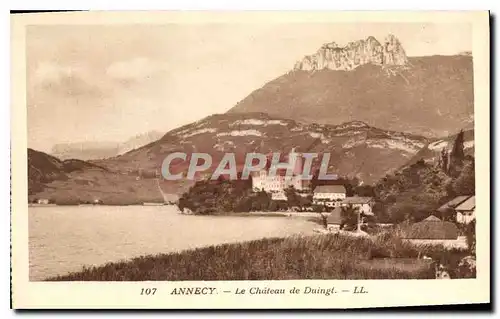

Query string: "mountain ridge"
[[28, 113, 474, 203], [96, 112, 431, 185], [229, 55, 473, 138]]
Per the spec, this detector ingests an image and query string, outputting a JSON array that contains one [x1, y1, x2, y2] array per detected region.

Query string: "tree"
[[284, 186, 312, 211], [372, 201, 390, 223], [465, 219, 476, 255], [451, 130, 465, 161], [452, 160, 475, 195], [268, 200, 279, 212], [441, 148, 449, 173], [250, 190, 272, 211], [284, 186, 301, 209], [177, 178, 254, 214], [387, 201, 435, 224], [340, 204, 360, 231], [305, 194, 314, 206], [440, 207, 457, 222], [354, 185, 375, 197], [449, 130, 465, 177], [234, 198, 252, 212]]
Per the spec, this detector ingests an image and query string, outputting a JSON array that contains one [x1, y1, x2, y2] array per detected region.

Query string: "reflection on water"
[[29, 205, 316, 281]]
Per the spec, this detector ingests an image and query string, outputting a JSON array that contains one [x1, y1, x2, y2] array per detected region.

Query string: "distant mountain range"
[[92, 112, 431, 183], [28, 112, 474, 201], [229, 35, 473, 138], [51, 130, 164, 160]]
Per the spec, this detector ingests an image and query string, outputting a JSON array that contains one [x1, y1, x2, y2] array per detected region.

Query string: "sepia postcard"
[[11, 11, 490, 309]]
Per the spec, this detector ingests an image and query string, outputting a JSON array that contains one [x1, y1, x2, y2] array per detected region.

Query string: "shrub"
[[464, 220, 476, 254], [455, 256, 476, 278], [47, 234, 438, 281]]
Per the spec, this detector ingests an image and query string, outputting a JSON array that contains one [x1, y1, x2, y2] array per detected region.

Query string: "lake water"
[[29, 205, 317, 281]]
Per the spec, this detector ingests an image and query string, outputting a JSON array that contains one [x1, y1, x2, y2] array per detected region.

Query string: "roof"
[[342, 196, 374, 205], [314, 185, 346, 194], [423, 215, 441, 222], [327, 207, 342, 224], [437, 195, 471, 212], [250, 168, 298, 177], [455, 196, 475, 211], [402, 221, 459, 240]]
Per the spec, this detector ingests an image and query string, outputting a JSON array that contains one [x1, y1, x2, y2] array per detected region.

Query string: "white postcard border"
[[11, 10, 490, 309]]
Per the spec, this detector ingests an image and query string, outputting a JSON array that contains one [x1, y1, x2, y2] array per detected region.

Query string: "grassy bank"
[[48, 233, 472, 281]]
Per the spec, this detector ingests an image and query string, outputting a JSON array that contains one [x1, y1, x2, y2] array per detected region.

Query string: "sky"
[[26, 22, 472, 152]]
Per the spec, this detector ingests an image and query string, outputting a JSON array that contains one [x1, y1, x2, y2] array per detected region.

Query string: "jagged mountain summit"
[[294, 34, 408, 71], [229, 34, 473, 138]]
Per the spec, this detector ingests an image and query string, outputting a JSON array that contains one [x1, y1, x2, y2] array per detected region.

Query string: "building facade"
[[341, 196, 375, 216], [313, 185, 347, 207], [327, 207, 343, 232], [455, 196, 475, 224], [436, 195, 475, 224], [251, 149, 307, 199]]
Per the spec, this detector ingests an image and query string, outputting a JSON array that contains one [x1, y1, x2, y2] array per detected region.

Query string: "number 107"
[[140, 288, 157, 295]]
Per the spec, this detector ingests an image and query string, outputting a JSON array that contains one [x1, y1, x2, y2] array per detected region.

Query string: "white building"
[[341, 196, 375, 216], [436, 195, 475, 224], [313, 185, 347, 207], [251, 149, 306, 196], [271, 191, 288, 201], [252, 170, 304, 192], [455, 196, 475, 224]]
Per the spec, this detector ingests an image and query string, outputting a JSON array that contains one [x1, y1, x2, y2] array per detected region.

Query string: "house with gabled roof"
[[326, 207, 343, 232], [341, 196, 375, 216], [402, 219, 459, 240], [437, 195, 475, 224], [455, 196, 475, 224], [313, 185, 346, 207], [436, 195, 470, 214], [423, 215, 441, 222]]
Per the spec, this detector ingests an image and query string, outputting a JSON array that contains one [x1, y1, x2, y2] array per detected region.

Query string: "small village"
[[245, 149, 475, 249]]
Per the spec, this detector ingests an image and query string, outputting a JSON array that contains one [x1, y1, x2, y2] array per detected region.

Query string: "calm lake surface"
[[29, 205, 317, 281]]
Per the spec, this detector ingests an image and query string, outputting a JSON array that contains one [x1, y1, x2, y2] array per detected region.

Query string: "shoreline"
[[37, 231, 318, 281], [30, 204, 471, 281], [45, 232, 473, 281], [182, 211, 323, 218], [29, 206, 319, 281], [29, 204, 323, 219]]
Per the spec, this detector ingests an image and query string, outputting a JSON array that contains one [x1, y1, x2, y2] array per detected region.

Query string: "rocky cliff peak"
[[294, 34, 408, 71]]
